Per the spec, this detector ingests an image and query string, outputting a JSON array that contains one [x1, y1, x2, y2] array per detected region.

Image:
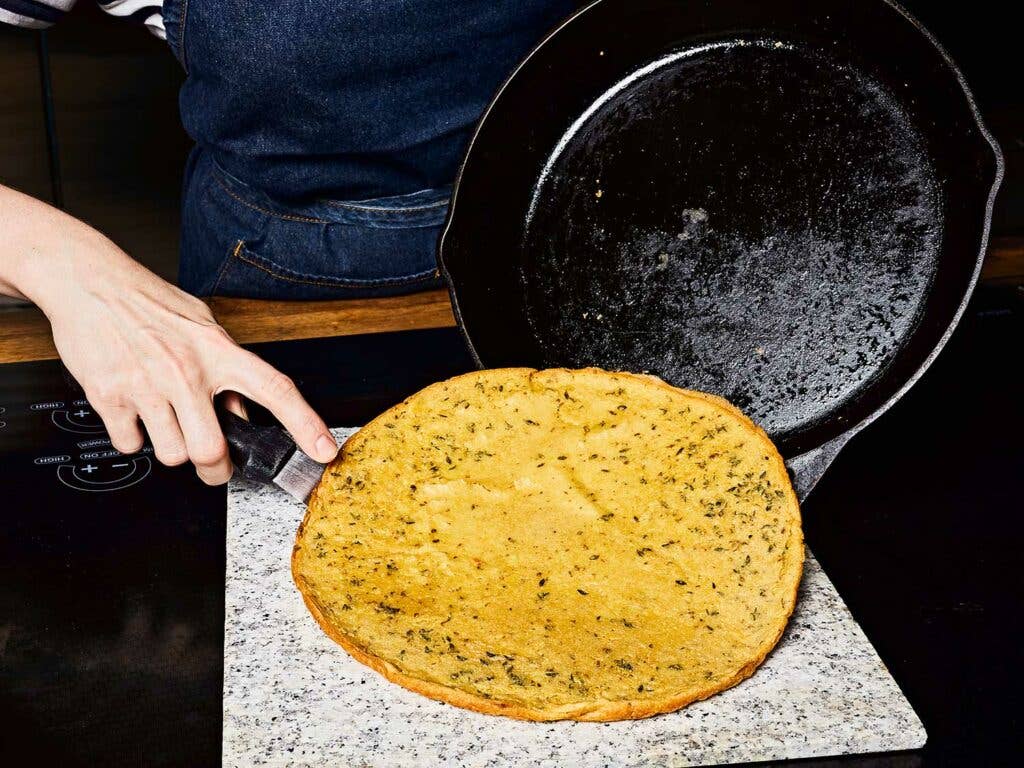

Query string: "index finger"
[[225, 350, 338, 463]]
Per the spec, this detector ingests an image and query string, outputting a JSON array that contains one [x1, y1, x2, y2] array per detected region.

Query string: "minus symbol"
[[111, 463, 129, 468]]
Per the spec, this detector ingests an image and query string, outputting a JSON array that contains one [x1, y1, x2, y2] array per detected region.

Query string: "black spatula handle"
[[216, 406, 296, 485]]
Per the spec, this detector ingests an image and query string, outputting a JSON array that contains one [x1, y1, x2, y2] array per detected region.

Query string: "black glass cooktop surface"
[[0, 328, 473, 767]]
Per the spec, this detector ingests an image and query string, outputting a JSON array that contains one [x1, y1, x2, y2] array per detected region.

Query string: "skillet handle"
[[216, 404, 296, 485], [785, 431, 855, 503]]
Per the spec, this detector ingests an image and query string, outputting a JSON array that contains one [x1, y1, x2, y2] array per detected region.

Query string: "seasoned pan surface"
[[438, 0, 1001, 466], [522, 38, 942, 440]]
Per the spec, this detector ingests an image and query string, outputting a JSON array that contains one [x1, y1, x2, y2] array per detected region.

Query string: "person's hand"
[[21, 231, 338, 485], [0, 182, 338, 484]]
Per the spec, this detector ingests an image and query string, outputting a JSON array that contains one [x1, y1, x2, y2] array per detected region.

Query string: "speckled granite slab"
[[224, 427, 925, 768]]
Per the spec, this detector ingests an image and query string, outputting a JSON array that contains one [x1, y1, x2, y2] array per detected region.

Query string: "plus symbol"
[[80, 464, 98, 474]]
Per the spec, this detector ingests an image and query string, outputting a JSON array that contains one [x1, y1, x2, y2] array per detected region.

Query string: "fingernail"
[[315, 434, 338, 462]]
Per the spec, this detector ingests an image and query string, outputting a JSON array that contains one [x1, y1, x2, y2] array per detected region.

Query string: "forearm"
[[0, 183, 130, 311]]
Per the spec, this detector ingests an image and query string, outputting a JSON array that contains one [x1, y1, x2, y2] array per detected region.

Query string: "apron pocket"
[[180, 151, 447, 300], [212, 238, 442, 300]]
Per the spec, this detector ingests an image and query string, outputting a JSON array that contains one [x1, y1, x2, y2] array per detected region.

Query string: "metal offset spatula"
[[217, 408, 327, 503], [58, 362, 329, 502]]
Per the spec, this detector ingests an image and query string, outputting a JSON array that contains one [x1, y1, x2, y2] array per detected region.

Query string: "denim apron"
[[162, 0, 573, 299]]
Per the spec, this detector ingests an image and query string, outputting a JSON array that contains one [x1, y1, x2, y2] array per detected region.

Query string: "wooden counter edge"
[[0, 288, 457, 364], [2, 236, 1021, 365]]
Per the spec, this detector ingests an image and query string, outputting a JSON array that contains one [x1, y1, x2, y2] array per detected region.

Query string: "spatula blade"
[[273, 449, 325, 503]]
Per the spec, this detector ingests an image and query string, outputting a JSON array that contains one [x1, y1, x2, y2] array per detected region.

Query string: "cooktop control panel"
[[7, 396, 154, 493]]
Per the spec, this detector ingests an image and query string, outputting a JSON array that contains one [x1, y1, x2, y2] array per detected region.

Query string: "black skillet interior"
[[438, 0, 1001, 487]]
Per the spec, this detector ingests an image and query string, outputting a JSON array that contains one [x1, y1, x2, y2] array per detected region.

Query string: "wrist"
[[0, 184, 142, 317], [15, 225, 129, 318]]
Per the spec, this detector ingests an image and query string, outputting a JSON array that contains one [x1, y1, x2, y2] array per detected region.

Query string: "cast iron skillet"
[[437, 0, 1002, 500]]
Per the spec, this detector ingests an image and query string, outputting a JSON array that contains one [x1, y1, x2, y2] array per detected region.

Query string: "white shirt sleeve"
[[0, 0, 77, 30], [1, 0, 165, 40]]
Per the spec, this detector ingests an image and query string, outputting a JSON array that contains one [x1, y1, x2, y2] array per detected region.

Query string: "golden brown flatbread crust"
[[293, 368, 802, 721]]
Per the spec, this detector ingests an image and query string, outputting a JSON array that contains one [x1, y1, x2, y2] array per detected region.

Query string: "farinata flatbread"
[[293, 368, 803, 721]]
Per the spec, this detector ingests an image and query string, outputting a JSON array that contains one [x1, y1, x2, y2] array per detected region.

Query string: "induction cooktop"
[[0, 357, 231, 765], [0, 328, 473, 767]]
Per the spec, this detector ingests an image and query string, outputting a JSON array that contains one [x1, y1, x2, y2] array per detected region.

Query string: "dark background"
[[0, 3, 189, 285]]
